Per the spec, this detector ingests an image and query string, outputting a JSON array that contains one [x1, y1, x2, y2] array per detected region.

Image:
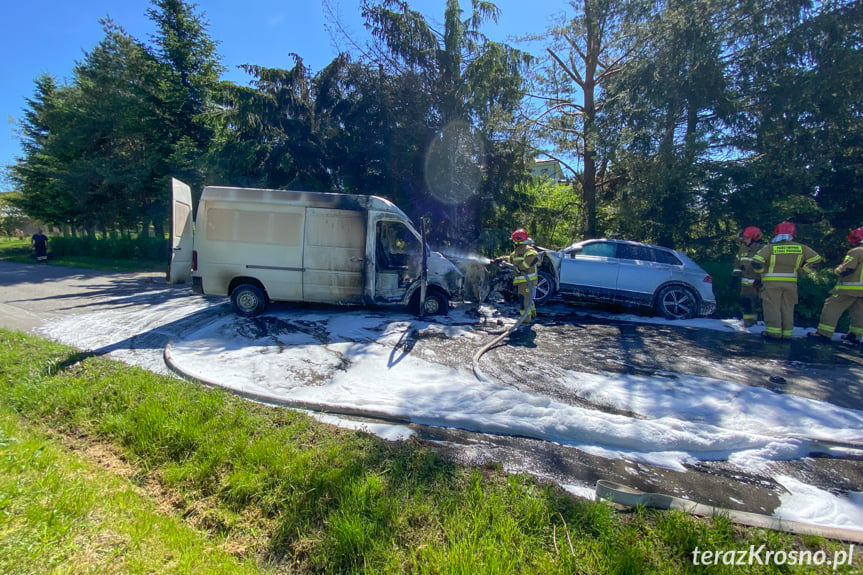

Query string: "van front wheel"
[[231, 284, 268, 317], [414, 290, 449, 316]]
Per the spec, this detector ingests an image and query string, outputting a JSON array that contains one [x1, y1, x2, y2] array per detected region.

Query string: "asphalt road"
[[3, 260, 863, 530], [477, 307, 863, 412], [0, 260, 165, 332]]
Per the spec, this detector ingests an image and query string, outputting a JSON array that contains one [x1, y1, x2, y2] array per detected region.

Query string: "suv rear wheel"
[[654, 285, 697, 320]]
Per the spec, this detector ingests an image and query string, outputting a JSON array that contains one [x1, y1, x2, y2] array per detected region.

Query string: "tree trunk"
[[582, 0, 599, 239], [583, 151, 597, 239]]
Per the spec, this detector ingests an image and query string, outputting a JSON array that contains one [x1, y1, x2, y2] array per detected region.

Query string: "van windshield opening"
[[376, 221, 421, 279]]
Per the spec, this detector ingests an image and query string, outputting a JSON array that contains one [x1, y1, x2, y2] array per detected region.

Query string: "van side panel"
[[197, 201, 305, 300], [302, 208, 365, 303]]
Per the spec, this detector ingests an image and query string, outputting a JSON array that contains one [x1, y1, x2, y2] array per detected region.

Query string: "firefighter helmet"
[[739, 226, 762, 241], [511, 228, 530, 243], [849, 227, 863, 246], [774, 221, 796, 237]]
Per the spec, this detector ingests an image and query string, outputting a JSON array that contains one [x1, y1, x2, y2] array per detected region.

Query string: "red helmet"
[[739, 226, 762, 241], [774, 221, 796, 237], [849, 227, 863, 246], [511, 228, 530, 243]]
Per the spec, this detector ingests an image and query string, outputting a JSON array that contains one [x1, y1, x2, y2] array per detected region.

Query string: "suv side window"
[[578, 241, 617, 258], [617, 243, 654, 262], [653, 249, 682, 265]]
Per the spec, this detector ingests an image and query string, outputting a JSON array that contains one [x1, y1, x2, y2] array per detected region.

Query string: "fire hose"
[[472, 275, 536, 382], [595, 480, 863, 544]]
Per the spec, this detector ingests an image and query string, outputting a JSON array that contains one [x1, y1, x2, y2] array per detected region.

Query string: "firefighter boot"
[[807, 331, 832, 343], [841, 332, 859, 347]]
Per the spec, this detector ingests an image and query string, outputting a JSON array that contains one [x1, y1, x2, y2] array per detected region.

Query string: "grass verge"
[[0, 408, 259, 574], [0, 237, 165, 272], [1, 329, 860, 573]]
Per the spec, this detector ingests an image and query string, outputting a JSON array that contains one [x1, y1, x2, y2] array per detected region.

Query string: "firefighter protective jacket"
[[509, 243, 539, 284], [833, 246, 863, 296], [734, 240, 764, 287], [752, 240, 821, 283]]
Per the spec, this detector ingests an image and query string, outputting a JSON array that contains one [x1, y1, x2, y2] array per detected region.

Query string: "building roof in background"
[[530, 158, 566, 182]]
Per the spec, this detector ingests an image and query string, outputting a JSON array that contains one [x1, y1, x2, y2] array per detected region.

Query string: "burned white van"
[[168, 179, 463, 317]]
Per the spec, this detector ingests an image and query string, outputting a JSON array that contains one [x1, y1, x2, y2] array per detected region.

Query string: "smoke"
[[443, 250, 491, 265], [443, 250, 494, 303], [424, 122, 484, 206]]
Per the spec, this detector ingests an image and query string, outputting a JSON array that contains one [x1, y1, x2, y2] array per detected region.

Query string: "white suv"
[[533, 239, 716, 319]]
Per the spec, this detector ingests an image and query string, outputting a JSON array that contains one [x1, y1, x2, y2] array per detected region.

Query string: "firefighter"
[[809, 227, 863, 345], [506, 228, 539, 325], [752, 221, 821, 340], [733, 226, 764, 328]]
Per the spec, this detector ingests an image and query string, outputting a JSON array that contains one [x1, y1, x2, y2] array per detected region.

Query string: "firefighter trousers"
[[761, 282, 797, 339], [816, 293, 863, 339], [739, 284, 760, 327], [516, 281, 537, 323]]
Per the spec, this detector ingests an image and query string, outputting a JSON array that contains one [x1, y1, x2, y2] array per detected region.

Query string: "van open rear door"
[[168, 178, 194, 284]]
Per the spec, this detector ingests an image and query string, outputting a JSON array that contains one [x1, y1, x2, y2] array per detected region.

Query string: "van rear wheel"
[[231, 284, 268, 317]]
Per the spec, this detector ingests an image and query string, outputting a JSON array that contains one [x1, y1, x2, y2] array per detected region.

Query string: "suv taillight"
[[192, 250, 198, 271], [703, 275, 712, 283]]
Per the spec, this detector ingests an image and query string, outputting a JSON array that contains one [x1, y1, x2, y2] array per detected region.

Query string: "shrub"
[[49, 235, 169, 261]]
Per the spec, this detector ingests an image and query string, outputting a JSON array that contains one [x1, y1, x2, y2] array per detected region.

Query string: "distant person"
[[31, 229, 48, 262], [733, 226, 764, 328], [752, 222, 821, 340], [809, 227, 863, 345]]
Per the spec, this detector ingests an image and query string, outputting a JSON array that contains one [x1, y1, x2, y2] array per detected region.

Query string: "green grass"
[[0, 409, 259, 574], [1, 330, 861, 573], [0, 236, 166, 272], [0, 237, 32, 260]]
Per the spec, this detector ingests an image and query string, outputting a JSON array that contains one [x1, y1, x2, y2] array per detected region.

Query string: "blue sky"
[[1, 0, 567, 191]]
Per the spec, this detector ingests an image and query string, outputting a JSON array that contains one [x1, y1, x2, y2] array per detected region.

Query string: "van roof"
[[201, 185, 406, 217]]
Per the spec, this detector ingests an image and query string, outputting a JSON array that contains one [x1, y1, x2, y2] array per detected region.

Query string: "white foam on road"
[[40, 293, 863, 532]]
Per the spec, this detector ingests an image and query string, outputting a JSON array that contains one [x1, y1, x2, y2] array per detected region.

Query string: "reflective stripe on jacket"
[[509, 243, 538, 284], [734, 241, 763, 282], [834, 246, 863, 295], [513, 271, 539, 284]]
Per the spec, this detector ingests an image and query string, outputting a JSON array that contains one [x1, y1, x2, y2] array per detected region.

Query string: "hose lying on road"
[[472, 279, 535, 382], [595, 480, 863, 544]]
